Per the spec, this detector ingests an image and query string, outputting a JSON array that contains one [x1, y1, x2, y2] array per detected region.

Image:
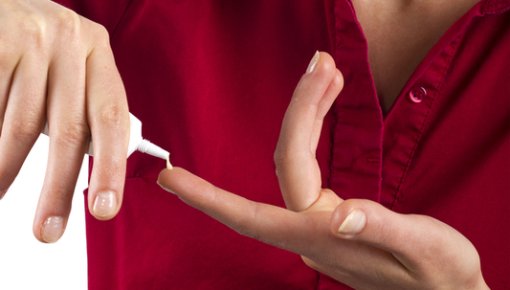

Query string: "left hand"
[[157, 52, 488, 290]]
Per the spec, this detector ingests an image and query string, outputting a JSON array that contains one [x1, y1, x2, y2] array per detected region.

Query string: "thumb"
[[329, 199, 472, 271], [275, 51, 343, 212]]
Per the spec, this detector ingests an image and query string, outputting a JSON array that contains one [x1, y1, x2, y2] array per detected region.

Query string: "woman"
[[0, 0, 508, 289]]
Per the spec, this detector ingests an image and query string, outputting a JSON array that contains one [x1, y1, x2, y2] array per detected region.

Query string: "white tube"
[[136, 139, 169, 160], [42, 113, 170, 163]]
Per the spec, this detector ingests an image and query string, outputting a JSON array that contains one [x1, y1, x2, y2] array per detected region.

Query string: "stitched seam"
[[390, 36, 461, 209], [327, 0, 339, 191]]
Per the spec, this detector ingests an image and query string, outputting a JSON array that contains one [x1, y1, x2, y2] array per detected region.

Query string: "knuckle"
[[41, 182, 74, 205], [53, 9, 81, 38], [233, 203, 262, 240], [20, 14, 46, 47], [273, 147, 286, 168], [273, 153, 287, 178], [99, 104, 128, 130], [89, 22, 110, 46], [273, 147, 301, 171], [7, 115, 41, 142], [53, 121, 90, 147], [234, 218, 256, 239]]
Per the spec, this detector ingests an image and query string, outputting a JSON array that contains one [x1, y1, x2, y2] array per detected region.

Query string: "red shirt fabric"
[[57, 1, 510, 289]]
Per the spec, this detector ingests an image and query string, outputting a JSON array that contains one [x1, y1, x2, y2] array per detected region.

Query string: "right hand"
[[157, 52, 489, 290], [0, 0, 130, 243]]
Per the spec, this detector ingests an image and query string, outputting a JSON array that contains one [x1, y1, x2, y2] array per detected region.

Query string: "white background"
[[0, 136, 87, 290]]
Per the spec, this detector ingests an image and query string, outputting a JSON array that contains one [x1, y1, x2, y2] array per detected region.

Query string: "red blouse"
[[57, 0, 510, 289]]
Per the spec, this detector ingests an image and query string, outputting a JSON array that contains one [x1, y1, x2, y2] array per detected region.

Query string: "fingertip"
[[330, 199, 370, 238], [87, 156, 127, 221], [330, 199, 413, 257], [334, 68, 344, 90], [34, 216, 66, 244], [157, 166, 175, 183], [306, 51, 320, 74], [337, 209, 367, 237], [89, 190, 121, 220], [303, 51, 337, 79], [312, 51, 336, 77], [156, 167, 219, 210], [157, 166, 177, 185], [157, 167, 177, 194], [157, 167, 190, 195], [295, 51, 340, 105]]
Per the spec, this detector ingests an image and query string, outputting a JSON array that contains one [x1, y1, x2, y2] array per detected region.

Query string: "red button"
[[409, 86, 427, 103]]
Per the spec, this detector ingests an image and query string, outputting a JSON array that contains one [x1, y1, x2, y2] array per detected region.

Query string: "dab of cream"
[[137, 139, 172, 169], [166, 155, 173, 170]]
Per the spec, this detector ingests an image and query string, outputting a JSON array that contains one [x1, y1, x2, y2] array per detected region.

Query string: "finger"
[[274, 51, 343, 211], [157, 167, 323, 257], [33, 47, 88, 243], [158, 168, 415, 287], [0, 53, 47, 198], [310, 69, 343, 153], [330, 199, 477, 273], [85, 34, 129, 220], [0, 48, 21, 142]]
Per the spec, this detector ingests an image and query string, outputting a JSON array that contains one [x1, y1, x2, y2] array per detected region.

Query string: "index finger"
[[158, 168, 416, 285], [157, 167, 321, 257], [274, 51, 343, 212]]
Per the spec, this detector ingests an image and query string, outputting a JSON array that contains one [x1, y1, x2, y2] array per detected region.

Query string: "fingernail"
[[41, 216, 64, 243], [338, 210, 366, 235], [93, 191, 117, 218], [306, 51, 320, 74]]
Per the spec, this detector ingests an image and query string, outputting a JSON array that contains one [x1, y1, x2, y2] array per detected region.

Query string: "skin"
[[158, 2, 490, 288], [352, 0, 480, 111], [0, 0, 130, 242], [157, 52, 489, 289], [0, 0, 491, 287]]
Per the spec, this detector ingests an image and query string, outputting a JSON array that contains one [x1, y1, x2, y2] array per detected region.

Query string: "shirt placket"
[[327, 0, 383, 202], [381, 4, 485, 210], [326, 0, 485, 208]]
